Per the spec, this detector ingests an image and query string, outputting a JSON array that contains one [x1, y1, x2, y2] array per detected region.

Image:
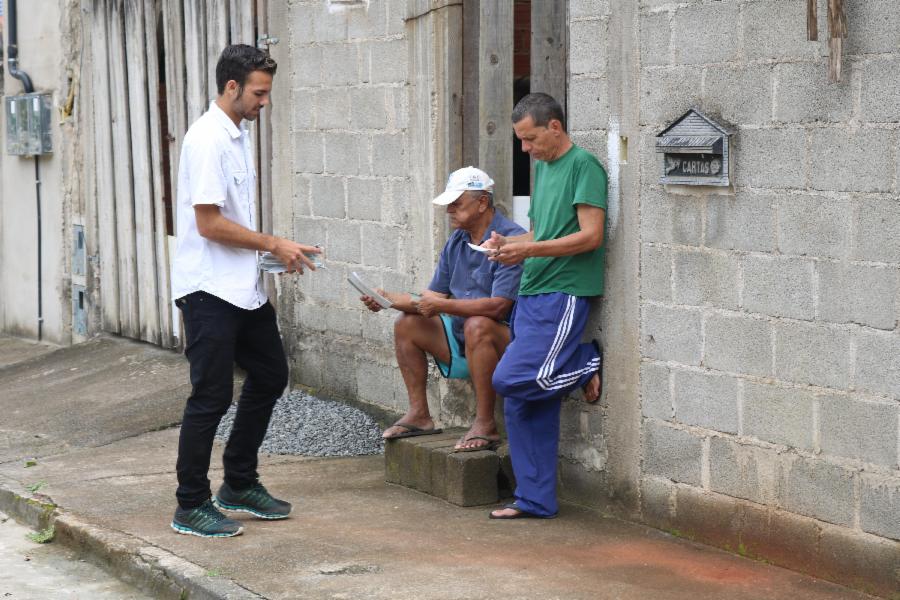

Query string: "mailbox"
[[5, 93, 53, 156], [656, 108, 732, 186]]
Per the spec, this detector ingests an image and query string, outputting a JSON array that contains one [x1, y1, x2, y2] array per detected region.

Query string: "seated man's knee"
[[463, 316, 495, 347]]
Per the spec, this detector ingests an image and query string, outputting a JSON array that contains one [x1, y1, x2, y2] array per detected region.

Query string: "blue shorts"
[[434, 314, 470, 379]]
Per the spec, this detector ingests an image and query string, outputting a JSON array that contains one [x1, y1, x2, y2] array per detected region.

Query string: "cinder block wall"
[[625, 0, 900, 591]]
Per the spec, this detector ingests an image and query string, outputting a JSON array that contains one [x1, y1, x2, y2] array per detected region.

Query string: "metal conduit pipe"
[[6, 0, 44, 341]]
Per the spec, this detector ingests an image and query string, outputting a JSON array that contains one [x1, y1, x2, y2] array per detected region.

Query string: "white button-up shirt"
[[171, 102, 267, 310]]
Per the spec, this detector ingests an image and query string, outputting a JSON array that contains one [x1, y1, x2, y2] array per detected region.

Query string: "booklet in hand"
[[348, 272, 393, 309]]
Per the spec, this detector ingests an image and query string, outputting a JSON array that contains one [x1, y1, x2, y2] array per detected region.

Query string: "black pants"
[[175, 291, 288, 509]]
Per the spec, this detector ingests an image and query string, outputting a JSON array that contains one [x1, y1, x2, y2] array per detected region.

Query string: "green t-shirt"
[[519, 144, 608, 297]]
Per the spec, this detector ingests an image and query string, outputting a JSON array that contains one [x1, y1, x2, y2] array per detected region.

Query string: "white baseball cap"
[[432, 166, 495, 205]]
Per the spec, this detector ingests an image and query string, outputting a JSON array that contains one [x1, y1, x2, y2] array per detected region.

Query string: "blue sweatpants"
[[492, 292, 600, 516]]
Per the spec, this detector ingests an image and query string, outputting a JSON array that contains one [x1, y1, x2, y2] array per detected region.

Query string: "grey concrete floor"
[[0, 512, 152, 599], [0, 335, 882, 599]]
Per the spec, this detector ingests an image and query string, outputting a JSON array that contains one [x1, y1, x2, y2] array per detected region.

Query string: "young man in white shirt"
[[170, 44, 319, 538]]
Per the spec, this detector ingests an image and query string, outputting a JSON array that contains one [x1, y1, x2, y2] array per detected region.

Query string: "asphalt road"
[[0, 512, 152, 600]]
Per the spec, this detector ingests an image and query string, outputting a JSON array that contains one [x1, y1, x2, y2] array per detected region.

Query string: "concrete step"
[[384, 428, 515, 506]]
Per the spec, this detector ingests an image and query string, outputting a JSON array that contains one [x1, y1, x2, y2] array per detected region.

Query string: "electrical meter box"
[[5, 93, 53, 156]]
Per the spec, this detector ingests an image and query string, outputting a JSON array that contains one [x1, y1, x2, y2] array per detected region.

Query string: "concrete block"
[[388, 86, 409, 131], [640, 186, 704, 245], [703, 313, 772, 377], [322, 341, 358, 400], [808, 128, 894, 193], [496, 443, 516, 497], [742, 0, 824, 61], [571, 0, 610, 20], [291, 47, 324, 89], [291, 89, 317, 130], [845, 0, 900, 55], [322, 43, 360, 86], [367, 39, 408, 84], [672, 370, 738, 434], [310, 175, 346, 219], [860, 474, 900, 541], [347, 0, 386, 39], [292, 174, 312, 217], [304, 263, 349, 305], [430, 445, 453, 500], [289, 340, 324, 389], [776, 195, 850, 259], [733, 127, 806, 189], [641, 361, 672, 421], [670, 3, 739, 65], [702, 64, 773, 126], [704, 193, 776, 252], [817, 262, 899, 330], [709, 436, 779, 505], [360, 223, 400, 269], [412, 437, 458, 494], [743, 382, 815, 449], [779, 455, 855, 527], [315, 88, 351, 130], [641, 244, 672, 303], [569, 132, 608, 166], [355, 357, 397, 408], [294, 216, 327, 248], [293, 132, 324, 174], [855, 329, 900, 397], [385, 179, 412, 227], [362, 309, 394, 344], [642, 420, 703, 485], [290, 4, 317, 46], [773, 322, 850, 389], [639, 12, 670, 67], [557, 459, 611, 511], [371, 133, 409, 177], [820, 395, 898, 467], [570, 18, 608, 75], [347, 177, 384, 222], [324, 306, 362, 337], [641, 304, 702, 366], [672, 249, 740, 309], [325, 221, 361, 264], [384, 437, 402, 483], [674, 486, 742, 549], [742, 255, 815, 320], [817, 521, 900, 599], [445, 451, 500, 506], [774, 62, 853, 124], [568, 76, 609, 131], [350, 87, 389, 130], [323, 132, 364, 175], [738, 503, 823, 576], [639, 476, 675, 532], [852, 196, 900, 263], [312, 5, 349, 42], [639, 67, 702, 127]]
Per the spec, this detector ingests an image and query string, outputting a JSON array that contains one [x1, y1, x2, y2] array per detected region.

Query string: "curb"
[[0, 476, 264, 600]]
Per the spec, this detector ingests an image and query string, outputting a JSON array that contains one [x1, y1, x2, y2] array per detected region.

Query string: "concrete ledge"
[[0, 477, 260, 600], [640, 477, 900, 599], [384, 429, 514, 506]]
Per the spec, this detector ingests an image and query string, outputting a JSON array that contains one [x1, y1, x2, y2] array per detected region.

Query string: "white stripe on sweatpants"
[[535, 295, 596, 391]]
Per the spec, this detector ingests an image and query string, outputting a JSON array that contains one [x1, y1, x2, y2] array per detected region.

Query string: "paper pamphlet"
[[348, 272, 393, 309]]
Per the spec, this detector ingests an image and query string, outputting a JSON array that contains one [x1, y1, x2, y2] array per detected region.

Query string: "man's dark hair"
[[215, 44, 277, 95], [511, 92, 567, 132]]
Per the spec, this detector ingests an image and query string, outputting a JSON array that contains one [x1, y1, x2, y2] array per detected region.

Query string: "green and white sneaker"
[[171, 500, 244, 538], [214, 482, 292, 520]]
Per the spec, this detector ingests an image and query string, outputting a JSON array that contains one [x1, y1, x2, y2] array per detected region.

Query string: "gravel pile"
[[215, 389, 384, 457]]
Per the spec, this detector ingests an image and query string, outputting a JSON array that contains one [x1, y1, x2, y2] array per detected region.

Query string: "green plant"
[[26, 525, 54, 544], [25, 481, 46, 493], [23, 459, 37, 468]]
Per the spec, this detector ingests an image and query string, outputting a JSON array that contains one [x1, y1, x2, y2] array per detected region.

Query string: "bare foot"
[[454, 420, 499, 451], [583, 371, 601, 404], [490, 507, 521, 518], [382, 414, 435, 439]]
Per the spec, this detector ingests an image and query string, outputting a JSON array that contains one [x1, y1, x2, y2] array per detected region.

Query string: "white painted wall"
[[0, 0, 66, 342]]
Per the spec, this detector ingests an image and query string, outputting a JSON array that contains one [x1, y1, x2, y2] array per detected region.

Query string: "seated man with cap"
[[359, 167, 526, 451]]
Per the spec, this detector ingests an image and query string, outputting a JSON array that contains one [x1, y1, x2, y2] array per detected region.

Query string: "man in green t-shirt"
[[483, 93, 606, 520]]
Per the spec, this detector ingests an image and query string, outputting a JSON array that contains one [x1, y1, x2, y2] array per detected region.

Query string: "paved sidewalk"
[[0, 335, 879, 599]]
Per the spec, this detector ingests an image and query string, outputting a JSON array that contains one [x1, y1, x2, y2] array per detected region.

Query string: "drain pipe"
[[7, 0, 43, 341]]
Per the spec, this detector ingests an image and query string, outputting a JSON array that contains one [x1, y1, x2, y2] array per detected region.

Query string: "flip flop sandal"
[[383, 422, 443, 440], [585, 339, 603, 404], [489, 503, 557, 520], [452, 435, 501, 453]]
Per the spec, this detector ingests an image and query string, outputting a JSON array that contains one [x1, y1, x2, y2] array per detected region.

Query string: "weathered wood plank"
[[88, 0, 120, 334], [230, 0, 254, 45], [183, 0, 208, 125], [144, 0, 174, 348], [478, 0, 514, 215], [462, 0, 480, 168], [109, 0, 140, 337], [162, 0, 186, 233], [807, 0, 818, 41], [531, 0, 567, 110], [124, 0, 161, 344], [207, 0, 230, 101]]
